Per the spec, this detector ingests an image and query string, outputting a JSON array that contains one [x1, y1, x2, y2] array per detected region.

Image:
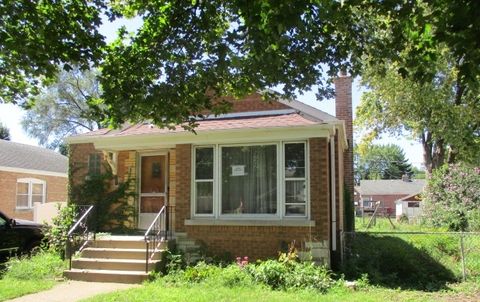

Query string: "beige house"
[[0, 140, 68, 221]]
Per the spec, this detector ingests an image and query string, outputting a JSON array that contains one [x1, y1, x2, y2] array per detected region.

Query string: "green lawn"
[[0, 279, 56, 301], [0, 252, 64, 301], [83, 280, 480, 302], [354, 217, 446, 232]]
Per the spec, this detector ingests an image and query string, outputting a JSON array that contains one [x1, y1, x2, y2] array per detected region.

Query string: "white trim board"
[[0, 166, 67, 178]]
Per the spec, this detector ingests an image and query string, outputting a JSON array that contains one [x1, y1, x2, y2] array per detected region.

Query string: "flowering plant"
[[423, 164, 480, 231], [236, 256, 249, 268]]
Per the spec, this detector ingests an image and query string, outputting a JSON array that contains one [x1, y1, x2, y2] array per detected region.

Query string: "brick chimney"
[[334, 73, 354, 229]]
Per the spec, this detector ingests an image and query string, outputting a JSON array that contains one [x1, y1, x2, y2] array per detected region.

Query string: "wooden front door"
[[138, 154, 167, 229]]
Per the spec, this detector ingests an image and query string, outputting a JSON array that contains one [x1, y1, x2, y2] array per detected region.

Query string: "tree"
[[0, 122, 10, 140], [1, 1, 479, 128], [423, 164, 480, 231], [21, 68, 105, 150], [98, 0, 480, 127], [0, 1, 108, 105], [356, 49, 480, 174], [354, 144, 413, 182]]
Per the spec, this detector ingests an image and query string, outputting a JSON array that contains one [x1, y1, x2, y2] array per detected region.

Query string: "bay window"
[[192, 141, 308, 219], [221, 145, 277, 215]]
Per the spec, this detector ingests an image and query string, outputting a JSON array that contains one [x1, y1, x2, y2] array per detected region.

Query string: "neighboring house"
[[395, 193, 423, 221], [0, 140, 68, 221], [356, 177, 425, 217], [66, 76, 354, 266]]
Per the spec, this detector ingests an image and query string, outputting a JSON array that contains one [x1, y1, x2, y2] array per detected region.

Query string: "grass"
[[82, 279, 480, 302], [0, 251, 65, 301], [346, 217, 480, 288], [355, 217, 447, 232]]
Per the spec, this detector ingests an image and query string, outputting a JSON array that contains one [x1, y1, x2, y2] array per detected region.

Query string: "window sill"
[[185, 219, 315, 227], [15, 208, 33, 212]]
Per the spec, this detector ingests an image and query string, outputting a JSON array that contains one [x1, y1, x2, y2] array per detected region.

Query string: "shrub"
[[3, 251, 64, 281], [423, 164, 480, 231], [246, 260, 288, 289], [245, 260, 334, 292], [69, 167, 136, 232], [43, 203, 77, 258], [183, 261, 220, 283], [214, 264, 255, 288]]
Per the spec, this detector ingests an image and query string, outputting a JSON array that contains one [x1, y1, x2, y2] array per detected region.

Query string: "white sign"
[[231, 165, 245, 176]]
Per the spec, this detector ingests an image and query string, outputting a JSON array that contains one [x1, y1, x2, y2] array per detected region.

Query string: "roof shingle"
[[0, 140, 68, 174]]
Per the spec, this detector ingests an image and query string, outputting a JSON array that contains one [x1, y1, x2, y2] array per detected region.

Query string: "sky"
[[0, 16, 424, 168]]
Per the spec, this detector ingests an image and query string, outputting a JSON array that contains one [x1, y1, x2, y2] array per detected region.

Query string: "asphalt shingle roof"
[[0, 140, 68, 174], [71, 112, 321, 138], [358, 179, 426, 196]]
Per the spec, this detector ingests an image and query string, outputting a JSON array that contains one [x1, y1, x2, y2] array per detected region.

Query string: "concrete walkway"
[[8, 281, 139, 302]]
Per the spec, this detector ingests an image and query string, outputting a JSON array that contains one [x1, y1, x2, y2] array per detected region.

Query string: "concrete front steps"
[[64, 235, 166, 284]]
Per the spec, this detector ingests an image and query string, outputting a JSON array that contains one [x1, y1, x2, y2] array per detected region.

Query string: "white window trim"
[[283, 141, 309, 218], [191, 141, 310, 220], [16, 178, 46, 210], [192, 146, 216, 217]]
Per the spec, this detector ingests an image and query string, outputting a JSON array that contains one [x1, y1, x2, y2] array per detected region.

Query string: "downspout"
[[330, 135, 337, 251]]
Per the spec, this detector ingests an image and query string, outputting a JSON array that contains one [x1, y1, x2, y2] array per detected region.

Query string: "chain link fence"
[[341, 231, 480, 288]]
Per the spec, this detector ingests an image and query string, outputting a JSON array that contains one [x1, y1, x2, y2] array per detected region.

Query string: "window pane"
[[17, 183, 29, 194], [89, 154, 101, 175], [32, 183, 43, 194], [17, 195, 29, 208], [285, 143, 305, 178], [32, 195, 43, 204], [285, 205, 306, 216], [196, 182, 213, 214], [285, 180, 306, 203], [195, 148, 213, 180], [222, 145, 277, 214]]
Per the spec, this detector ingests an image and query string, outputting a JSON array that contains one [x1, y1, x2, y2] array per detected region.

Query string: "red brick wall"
[[69, 143, 104, 187], [364, 194, 407, 212], [335, 75, 353, 230], [175, 144, 192, 232], [175, 138, 331, 260], [0, 170, 67, 220], [228, 93, 290, 113]]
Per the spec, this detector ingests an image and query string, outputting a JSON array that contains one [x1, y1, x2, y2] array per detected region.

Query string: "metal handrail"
[[66, 205, 95, 270], [144, 205, 169, 272]]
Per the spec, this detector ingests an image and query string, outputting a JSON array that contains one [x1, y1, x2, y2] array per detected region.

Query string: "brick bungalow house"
[[0, 140, 68, 221], [66, 75, 354, 266]]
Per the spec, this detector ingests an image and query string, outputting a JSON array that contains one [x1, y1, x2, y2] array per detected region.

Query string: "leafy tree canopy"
[[354, 144, 414, 183], [356, 48, 480, 173], [0, 122, 10, 140], [1, 1, 479, 128], [0, 0, 109, 105], [21, 67, 106, 150]]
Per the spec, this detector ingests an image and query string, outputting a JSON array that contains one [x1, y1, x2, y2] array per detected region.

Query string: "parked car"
[[0, 211, 45, 261]]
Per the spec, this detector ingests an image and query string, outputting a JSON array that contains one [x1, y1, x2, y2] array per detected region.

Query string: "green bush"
[[245, 260, 334, 292], [158, 255, 335, 293], [423, 164, 480, 231], [3, 251, 64, 281], [183, 261, 220, 283], [69, 167, 136, 232], [43, 203, 77, 258], [246, 260, 287, 289]]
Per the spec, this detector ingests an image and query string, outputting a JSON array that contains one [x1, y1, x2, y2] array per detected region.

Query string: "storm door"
[[138, 154, 168, 229]]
